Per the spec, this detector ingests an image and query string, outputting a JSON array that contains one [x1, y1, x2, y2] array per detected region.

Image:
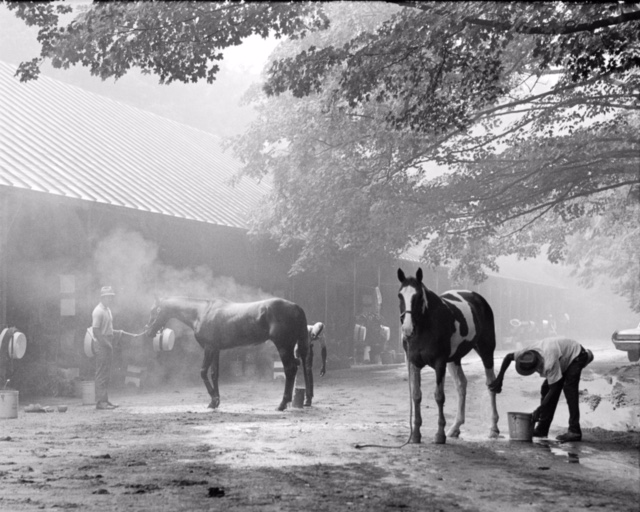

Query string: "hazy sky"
[[0, 4, 278, 137]]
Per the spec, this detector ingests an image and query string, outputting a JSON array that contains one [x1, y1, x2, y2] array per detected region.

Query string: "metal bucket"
[[508, 412, 533, 442], [1, 328, 27, 359], [0, 390, 19, 419], [292, 388, 305, 408], [80, 381, 95, 405], [153, 328, 175, 352]]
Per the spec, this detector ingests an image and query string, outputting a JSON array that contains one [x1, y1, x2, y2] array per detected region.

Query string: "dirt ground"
[[1, 345, 639, 512]]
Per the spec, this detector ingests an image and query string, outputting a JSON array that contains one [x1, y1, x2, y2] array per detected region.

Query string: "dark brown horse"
[[144, 296, 309, 411], [397, 268, 499, 444]]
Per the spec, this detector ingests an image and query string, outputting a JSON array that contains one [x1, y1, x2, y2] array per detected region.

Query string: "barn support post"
[[324, 273, 328, 324], [353, 255, 357, 317], [0, 189, 7, 327]]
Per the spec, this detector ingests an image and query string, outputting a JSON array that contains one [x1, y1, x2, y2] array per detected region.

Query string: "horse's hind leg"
[[477, 340, 500, 438], [434, 359, 447, 444], [484, 365, 499, 438], [200, 347, 220, 409], [446, 361, 467, 438]]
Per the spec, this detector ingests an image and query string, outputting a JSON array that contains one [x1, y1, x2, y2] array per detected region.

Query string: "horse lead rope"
[[354, 356, 414, 449]]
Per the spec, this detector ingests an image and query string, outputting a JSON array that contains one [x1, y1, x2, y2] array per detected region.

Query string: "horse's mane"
[[160, 296, 230, 305]]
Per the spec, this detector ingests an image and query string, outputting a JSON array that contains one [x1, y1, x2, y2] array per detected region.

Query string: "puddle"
[[535, 439, 640, 480]]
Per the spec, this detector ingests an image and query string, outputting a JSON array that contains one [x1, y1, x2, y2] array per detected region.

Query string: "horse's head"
[[397, 268, 428, 338], [144, 298, 167, 339]]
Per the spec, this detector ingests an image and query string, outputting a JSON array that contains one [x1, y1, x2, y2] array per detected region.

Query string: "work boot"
[[96, 402, 116, 410], [556, 431, 582, 443], [304, 397, 312, 407]]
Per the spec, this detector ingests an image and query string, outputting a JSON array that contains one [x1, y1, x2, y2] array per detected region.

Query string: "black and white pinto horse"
[[397, 268, 500, 444], [144, 296, 310, 411]]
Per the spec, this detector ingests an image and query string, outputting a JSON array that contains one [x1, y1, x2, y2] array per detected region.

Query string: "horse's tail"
[[474, 291, 497, 368]]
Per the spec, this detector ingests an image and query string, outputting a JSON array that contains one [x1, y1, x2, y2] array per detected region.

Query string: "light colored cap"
[[100, 286, 116, 296]]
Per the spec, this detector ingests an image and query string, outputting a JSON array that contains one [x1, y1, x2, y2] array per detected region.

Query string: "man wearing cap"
[[489, 337, 594, 442], [92, 286, 123, 410], [297, 322, 328, 407]]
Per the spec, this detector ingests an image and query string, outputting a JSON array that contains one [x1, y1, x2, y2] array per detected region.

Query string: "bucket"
[[1, 328, 27, 359], [153, 328, 175, 352], [0, 390, 19, 419], [508, 412, 533, 441], [292, 388, 305, 409], [80, 381, 95, 405]]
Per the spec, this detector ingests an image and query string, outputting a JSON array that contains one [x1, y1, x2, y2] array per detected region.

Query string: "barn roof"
[[0, 61, 269, 229]]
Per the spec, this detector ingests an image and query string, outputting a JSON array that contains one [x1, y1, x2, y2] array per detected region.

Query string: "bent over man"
[[298, 322, 327, 407], [489, 337, 593, 442]]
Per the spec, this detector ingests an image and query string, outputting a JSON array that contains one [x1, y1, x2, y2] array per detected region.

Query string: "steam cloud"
[[92, 228, 274, 366], [93, 228, 272, 316]]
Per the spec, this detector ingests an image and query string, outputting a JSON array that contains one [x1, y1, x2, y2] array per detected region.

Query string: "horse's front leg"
[[209, 348, 221, 409], [484, 366, 500, 438], [409, 362, 422, 444], [277, 352, 297, 411], [446, 361, 467, 438], [434, 359, 447, 444], [200, 347, 219, 409]]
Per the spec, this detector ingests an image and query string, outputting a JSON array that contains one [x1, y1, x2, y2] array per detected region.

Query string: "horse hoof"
[[489, 428, 500, 439], [409, 434, 422, 444], [448, 429, 461, 438], [434, 433, 446, 444], [276, 402, 287, 411], [208, 400, 220, 409]]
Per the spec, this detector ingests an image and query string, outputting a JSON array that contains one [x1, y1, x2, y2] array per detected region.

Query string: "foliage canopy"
[[7, 1, 640, 310]]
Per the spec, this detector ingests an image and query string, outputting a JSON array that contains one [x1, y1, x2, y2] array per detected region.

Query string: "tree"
[[6, 1, 328, 82], [235, 2, 639, 308], [7, 1, 640, 308]]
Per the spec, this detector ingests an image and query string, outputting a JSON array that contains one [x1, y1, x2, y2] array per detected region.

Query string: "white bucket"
[[153, 329, 175, 352], [292, 388, 305, 408], [508, 411, 534, 442], [0, 390, 19, 419], [80, 381, 95, 405]]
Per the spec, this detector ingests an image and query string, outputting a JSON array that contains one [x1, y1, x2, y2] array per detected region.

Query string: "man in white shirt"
[[92, 286, 123, 410], [489, 337, 594, 442]]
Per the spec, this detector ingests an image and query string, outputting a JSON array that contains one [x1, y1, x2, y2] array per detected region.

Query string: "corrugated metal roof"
[[0, 61, 269, 229]]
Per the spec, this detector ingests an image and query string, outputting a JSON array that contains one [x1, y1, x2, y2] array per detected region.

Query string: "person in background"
[[489, 337, 594, 442], [92, 286, 123, 410], [301, 322, 327, 407]]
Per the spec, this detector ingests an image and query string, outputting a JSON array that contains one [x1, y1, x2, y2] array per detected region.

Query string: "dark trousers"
[[95, 339, 113, 404], [305, 346, 315, 400], [537, 347, 589, 434]]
